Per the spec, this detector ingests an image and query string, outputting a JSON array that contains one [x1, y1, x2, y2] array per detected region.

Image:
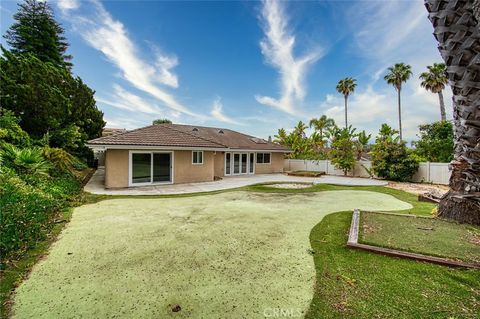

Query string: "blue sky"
[[0, 0, 450, 141]]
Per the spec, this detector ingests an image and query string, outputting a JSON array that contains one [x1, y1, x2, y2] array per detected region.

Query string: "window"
[[256, 152, 271, 164], [192, 151, 203, 164]]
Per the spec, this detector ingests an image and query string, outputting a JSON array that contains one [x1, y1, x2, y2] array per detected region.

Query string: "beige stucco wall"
[[213, 152, 225, 177], [174, 150, 215, 184], [255, 152, 285, 174], [105, 149, 129, 188]]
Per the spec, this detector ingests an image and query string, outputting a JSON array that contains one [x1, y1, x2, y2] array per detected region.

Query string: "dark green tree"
[[330, 126, 357, 176], [152, 118, 172, 125], [371, 124, 420, 182], [4, 0, 72, 68], [413, 121, 453, 163], [0, 48, 104, 159]]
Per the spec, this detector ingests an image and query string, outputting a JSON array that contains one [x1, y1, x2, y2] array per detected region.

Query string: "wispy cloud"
[[255, 0, 322, 114], [97, 84, 164, 115], [57, 0, 197, 117], [56, 0, 79, 13], [210, 97, 242, 125]]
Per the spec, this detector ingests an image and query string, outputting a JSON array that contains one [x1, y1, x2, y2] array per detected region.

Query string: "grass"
[[304, 184, 480, 318], [359, 212, 480, 264], [11, 190, 409, 318], [306, 212, 480, 318], [287, 170, 325, 177]]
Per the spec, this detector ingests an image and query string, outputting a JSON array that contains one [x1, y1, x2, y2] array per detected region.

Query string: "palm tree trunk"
[[344, 95, 348, 128], [438, 90, 446, 121], [425, 0, 480, 224], [397, 88, 402, 141]]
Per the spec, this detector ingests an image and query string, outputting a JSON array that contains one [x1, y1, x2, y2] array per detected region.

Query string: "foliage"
[[371, 124, 420, 181], [413, 120, 453, 163], [0, 110, 31, 147], [3, 0, 72, 68], [0, 170, 81, 262], [309, 115, 335, 140], [356, 130, 371, 160], [419, 63, 448, 94], [0, 48, 105, 158], [336, 77, 357, 97], [152, 118, 172, 124], [329, 126, 357, 175], [41, 146, 81, 175], [0, 143, 51, 177], [384, 63, 412, 91]]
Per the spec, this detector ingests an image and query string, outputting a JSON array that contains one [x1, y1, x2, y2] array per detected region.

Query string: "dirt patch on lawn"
[[386, 182, 449, 196]]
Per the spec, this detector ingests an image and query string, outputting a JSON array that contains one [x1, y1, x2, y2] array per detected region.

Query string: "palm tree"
[[293, 121, 308, 138], [356, 130, 371, 160], [273, 128, 288, 145], [309, 115, 335, 141], [384, 63, 412, 141], [419, 63, 448, 121], [336, 77, 357, 128], [425, 0, 480, 225]]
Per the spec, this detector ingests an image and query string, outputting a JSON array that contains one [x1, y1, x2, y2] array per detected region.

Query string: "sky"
[[0, 0, 451, 141]]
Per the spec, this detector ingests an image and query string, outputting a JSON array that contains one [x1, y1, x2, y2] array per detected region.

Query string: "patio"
[[85, 167, 387, 195]]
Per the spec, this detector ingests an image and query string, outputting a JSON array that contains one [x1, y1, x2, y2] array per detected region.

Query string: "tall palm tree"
[[419, 63, 449, 121], [336, 77, 357, 128], [425, 0, 480, 224], [384, 63, 412, 141], [309, 115, 335, 141]]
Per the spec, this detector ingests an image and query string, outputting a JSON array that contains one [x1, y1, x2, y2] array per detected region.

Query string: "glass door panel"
[[233, 153, 240, 174], [132, 153, 151, 184], [225, 153, 231, 175], [249, 153, 254, 174], [241, 153, 248, 174], [153, 153, 171, 182]]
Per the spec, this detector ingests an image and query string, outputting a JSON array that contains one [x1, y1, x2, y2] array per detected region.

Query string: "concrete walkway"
[[85, 167, 387, 195]]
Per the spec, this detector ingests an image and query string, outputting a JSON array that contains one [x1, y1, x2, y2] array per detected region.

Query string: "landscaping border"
[[347, 210, 480, 269]]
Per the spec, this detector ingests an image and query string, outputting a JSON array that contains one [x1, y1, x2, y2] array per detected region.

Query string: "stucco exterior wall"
[[174, 150, 215, 184], [254, 152, 284, 174], [105, 149, 129, 188], [213, 152, 225, 177]]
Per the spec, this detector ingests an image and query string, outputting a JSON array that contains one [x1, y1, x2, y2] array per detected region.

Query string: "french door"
[[225, 152, 254, 176], [130, 151, 173, 186]]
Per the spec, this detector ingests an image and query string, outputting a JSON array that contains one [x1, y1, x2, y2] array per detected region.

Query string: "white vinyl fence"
[[284, 159, 451, 185]]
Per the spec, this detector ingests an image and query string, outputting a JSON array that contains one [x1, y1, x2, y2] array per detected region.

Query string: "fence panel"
[[283, 159, 451, 185]]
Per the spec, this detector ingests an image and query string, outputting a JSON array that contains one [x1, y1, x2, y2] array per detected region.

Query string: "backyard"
[[9, 185, 480, 318]]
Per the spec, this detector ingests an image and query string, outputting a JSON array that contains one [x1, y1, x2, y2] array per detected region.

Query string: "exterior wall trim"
[[87, 144, 292, 153]]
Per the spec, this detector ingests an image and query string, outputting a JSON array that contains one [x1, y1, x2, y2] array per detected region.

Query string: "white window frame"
[[192, 150, 204, 165], [128, 150, 174, 187], [225, 152, 255, 176], [256, 152, 271, 164]]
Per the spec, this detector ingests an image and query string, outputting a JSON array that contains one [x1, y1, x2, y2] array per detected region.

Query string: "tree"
[[330, 126, 356, 176], [413, 121, 453, 163], [4, 0, 72, 68], [152, 118, 172, 125], [356, 130, 371, 160], [0, 49, 104, 158], [425, 0, 480, 224], [384, 63, 412, 140], [293, 121, 308, 139], [336, 77, 357, 128], [371, 124, 420, 182], [419, 63, 449, 120], [309, 115, 335, 141]]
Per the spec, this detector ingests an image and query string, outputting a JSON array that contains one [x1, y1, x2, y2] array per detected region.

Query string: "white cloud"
[[97, 84, 164, 115], [57, 0, 197, 117], [210, 97, 242, 125], [103, 116, 143, 130], [255, 0, 322, 114], [56, 0, 79, 13]]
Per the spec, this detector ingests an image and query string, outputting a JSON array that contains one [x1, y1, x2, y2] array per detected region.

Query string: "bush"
[[371, 124, 420, 182], [0, 170, 81, 263], [413, 121, 453, 163]]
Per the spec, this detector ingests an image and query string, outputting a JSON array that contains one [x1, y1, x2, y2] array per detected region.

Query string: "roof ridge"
[[164, 125, 228, 148]]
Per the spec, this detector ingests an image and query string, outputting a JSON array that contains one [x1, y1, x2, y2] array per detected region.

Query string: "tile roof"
[[87, 124, 290, 151]]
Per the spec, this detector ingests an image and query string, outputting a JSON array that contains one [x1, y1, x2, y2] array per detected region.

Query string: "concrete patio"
[[85, 167, 388, 195]]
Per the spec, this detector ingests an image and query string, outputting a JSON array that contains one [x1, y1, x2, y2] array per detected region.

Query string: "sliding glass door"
[[131, 152, 172, 185]]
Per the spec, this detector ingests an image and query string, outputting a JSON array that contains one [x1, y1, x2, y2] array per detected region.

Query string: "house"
[[87, 124, 291, 188]]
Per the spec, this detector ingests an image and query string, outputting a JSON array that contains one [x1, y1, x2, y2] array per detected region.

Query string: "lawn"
[[359, 212, 480, 264], [11, 190, 409, 318]]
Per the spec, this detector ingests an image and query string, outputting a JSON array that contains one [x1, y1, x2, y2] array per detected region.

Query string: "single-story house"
[[87, 124, 291, 188]]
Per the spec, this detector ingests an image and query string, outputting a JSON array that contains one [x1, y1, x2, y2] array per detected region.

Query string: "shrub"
[[330, 127, 356, 175], [0, 171, 81, 262], [0, 143, 51, 176], [0, 110, 31, 147], [413, 120, 453, 163], [371, 124, 420, 182]]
